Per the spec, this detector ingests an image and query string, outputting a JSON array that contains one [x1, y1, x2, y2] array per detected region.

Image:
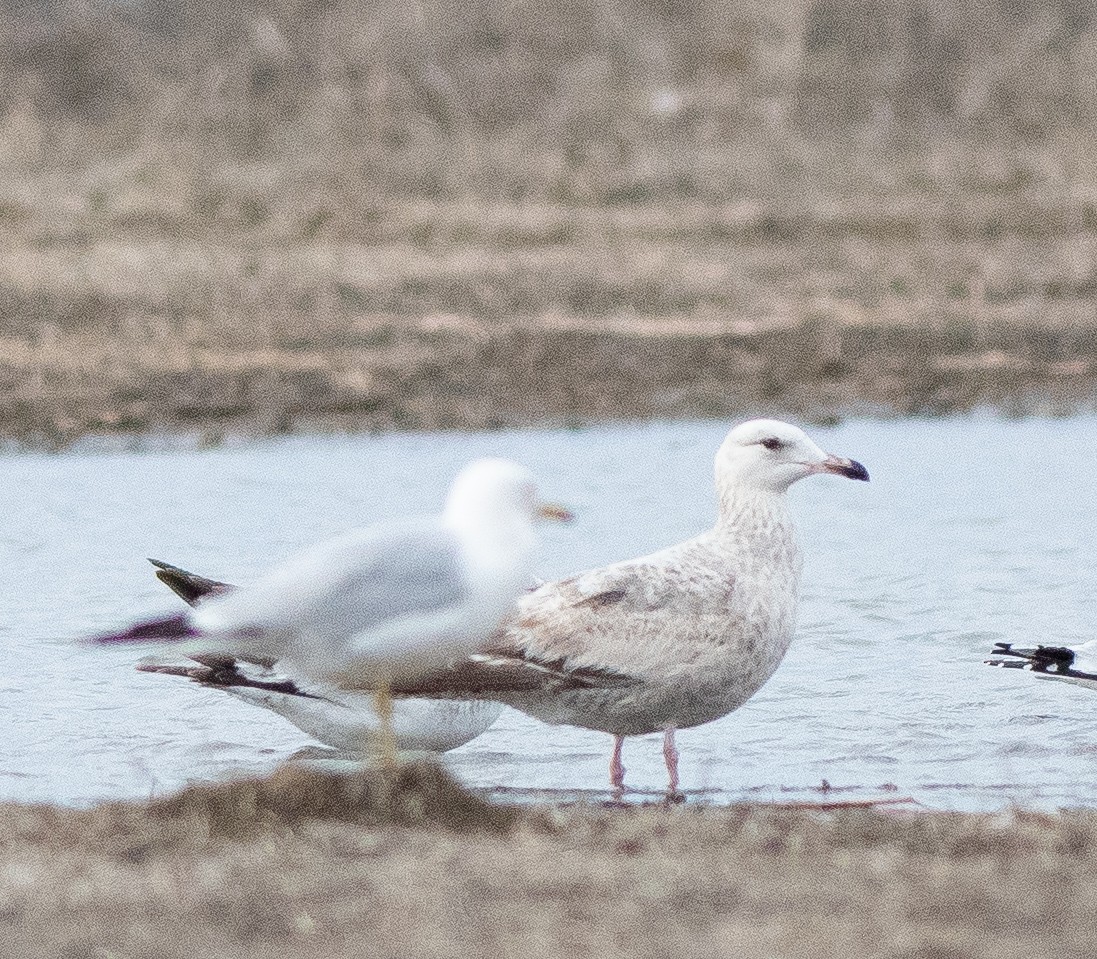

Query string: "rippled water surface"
[[3, 417, 1097, 810]]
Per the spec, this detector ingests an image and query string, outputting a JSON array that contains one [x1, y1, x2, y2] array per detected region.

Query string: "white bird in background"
[[385, 419, 870, 795], [90, 457, 572, 760], [136, 559, 505, 756], [986, 641, 1097, 693]]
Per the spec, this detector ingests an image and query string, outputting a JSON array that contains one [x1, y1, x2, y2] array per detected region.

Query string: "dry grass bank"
[[0, 763, 1095, 958], [5, 203, 1097, 444], [5, 2, 1097, 441]]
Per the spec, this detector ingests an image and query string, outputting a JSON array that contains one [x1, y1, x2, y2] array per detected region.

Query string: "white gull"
[[136, 559, 504, 754], [387, 419, 869, 794], [90, 457, 570, 755]]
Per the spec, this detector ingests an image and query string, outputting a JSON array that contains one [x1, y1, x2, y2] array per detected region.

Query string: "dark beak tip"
[[823, 455, 869, 482], [847, 460, 870, 482]]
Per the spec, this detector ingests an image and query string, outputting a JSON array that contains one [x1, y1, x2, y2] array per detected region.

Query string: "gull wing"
[[192, 520, 470, 654], [391, 648, 639, 697], [389, 562, 680, 697]]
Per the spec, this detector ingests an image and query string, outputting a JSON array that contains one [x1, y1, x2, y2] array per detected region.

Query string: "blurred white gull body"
[[137, 559, 503, 755], [91, 458, 566, 752], [388, 419, 870, 794]]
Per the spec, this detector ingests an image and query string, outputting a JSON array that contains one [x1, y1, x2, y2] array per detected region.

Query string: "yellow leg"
[[372, 684, 397, 770]]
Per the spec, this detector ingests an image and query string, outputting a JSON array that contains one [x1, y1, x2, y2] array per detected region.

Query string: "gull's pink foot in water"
[[610, 734, 626, 795]]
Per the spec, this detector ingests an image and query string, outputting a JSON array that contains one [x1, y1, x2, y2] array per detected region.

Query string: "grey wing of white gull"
[[194, 519, 472, 671], [987, 641, 1097, 692]]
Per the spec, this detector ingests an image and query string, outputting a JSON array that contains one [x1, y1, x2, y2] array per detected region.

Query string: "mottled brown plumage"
[[388, 419, 869, 792]]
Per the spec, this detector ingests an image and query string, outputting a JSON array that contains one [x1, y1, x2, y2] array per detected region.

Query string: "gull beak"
[[815, 454, 870, 482], [537, 501, 575, 523]]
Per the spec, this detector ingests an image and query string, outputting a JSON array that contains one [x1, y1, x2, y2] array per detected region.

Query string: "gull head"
[[714, 419, 869, 495], [443, 458, 573, 537]]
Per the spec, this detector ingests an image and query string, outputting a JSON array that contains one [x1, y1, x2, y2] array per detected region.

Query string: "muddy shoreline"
[[6, 318, 1097, 448], [8, 193, 1097, 447], [0, 763, 1092, 959]]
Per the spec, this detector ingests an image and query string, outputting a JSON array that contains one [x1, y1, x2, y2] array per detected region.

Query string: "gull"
[[985, 641, 1097, 693], [89, 457, 571, 758], [136, 559, 504, 755], [385, 419, 869, 795]]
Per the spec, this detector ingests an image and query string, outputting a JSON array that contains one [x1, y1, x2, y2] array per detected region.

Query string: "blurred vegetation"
[[5, 767, 1097, 958], [8, 0, 1097, 196], [4, 0, 1097, 441]]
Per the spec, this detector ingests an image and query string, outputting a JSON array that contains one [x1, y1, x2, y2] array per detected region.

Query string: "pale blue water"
[[2, 417, 1096, 810]]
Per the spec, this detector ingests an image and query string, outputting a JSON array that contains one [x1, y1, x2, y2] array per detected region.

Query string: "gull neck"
[[715, 485, 791, 532]]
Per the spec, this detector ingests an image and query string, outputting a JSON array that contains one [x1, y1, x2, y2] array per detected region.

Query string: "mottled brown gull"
[[388, 419, 869, 794], [88, 458, 571, 757]]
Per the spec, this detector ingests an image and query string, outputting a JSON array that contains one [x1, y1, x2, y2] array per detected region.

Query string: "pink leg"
[[663, 727, 680, 794], [609, 735, 626, 791]]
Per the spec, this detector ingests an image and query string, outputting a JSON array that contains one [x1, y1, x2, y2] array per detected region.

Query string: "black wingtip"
[[86, 612, 198, 646], [986, 643, 1076, 668], [985, 642, 1091, 680], [137, 655, 322, 698], [148, 558, 235, 607]]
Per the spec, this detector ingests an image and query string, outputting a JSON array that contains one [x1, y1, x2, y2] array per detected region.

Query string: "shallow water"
[[2, 417, 1097, 811]]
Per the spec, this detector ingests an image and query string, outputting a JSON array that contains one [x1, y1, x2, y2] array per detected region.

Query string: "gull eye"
[[760, 437, 784, 451]]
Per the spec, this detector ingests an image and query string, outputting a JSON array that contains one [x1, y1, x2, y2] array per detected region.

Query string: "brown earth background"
[[7, 0, 1097, 443]]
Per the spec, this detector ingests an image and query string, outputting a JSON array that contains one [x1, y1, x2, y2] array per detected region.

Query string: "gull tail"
[[148, 558, 235, 607], [87, 612, 198, 645]]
